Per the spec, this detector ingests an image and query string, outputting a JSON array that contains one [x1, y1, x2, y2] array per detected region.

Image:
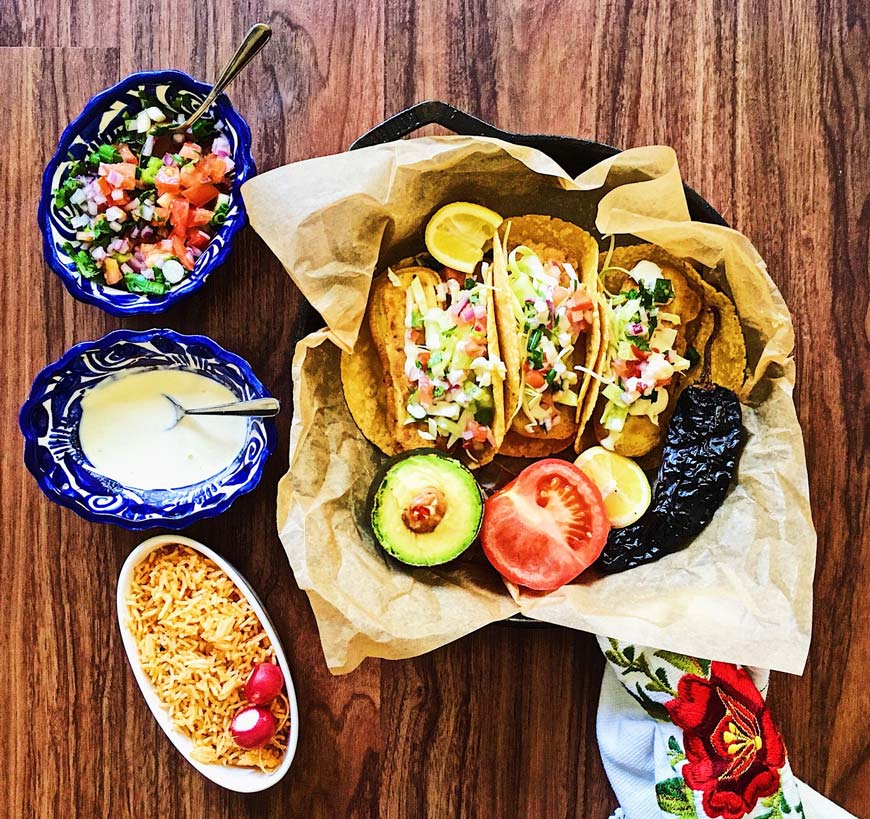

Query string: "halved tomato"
[[481, 459, 609, 591]]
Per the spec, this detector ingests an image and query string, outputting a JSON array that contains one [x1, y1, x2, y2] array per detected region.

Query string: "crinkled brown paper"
[[243, 139, 815, 675]]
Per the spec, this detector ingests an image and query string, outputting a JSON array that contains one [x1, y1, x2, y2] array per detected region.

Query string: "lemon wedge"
[[424, 202, 503, 273], [574, 446, 651, 528]]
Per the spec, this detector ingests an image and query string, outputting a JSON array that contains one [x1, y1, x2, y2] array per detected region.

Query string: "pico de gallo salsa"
[[53, 92, 234, 295]]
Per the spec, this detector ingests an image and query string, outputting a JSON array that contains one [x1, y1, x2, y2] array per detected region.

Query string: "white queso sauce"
[[79, 369, 248, 490]]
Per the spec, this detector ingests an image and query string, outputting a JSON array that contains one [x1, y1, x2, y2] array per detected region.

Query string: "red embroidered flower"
[[665, 662, 786, 819]]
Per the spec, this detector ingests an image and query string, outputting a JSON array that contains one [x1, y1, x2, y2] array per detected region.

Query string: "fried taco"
[[492, 215, 602, 457], [341, 256, 507, 467], [591, 244, 746, 459]]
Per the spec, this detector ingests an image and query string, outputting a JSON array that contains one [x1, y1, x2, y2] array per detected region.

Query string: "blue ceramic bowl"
[[19, 329, 276, 530], [38, 70, 255, 316]]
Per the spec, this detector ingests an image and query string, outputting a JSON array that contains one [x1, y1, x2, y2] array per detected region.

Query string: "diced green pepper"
[[140, 156, 164, 186]]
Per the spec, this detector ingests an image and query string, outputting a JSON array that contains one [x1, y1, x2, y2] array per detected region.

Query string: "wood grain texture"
[[1, 1, 867, 817]]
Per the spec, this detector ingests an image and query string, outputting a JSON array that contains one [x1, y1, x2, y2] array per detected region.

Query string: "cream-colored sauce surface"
[[79, 369, 248, 490]]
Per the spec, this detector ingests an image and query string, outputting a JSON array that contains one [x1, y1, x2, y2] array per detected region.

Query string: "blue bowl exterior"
[[19, 329, 276, 530], [38, 70, 256, 316]]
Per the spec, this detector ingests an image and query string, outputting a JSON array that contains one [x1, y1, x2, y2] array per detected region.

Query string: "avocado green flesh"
[[371, 453, 483, 566]]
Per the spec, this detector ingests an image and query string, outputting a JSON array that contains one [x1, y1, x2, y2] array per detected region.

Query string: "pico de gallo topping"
[[53, 92, 233, 295], [600, 260, 692, 433], [506, 246, 594, 432], [401, 266, 505, 452]]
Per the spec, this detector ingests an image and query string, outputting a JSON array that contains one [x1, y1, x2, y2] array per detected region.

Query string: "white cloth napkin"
[[596, 647, 857, 819]]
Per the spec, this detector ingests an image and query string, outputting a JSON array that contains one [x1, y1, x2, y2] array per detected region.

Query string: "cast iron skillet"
[[294, 100, 729, 626]]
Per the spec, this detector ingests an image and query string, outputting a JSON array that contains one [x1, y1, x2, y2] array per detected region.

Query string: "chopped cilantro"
[[545, 369, 558, 385], [191, 116, 219, 140], [526, 327, 542, 352], [123, 273, 168, 295], [63, 243, 99, 279], [463, 278, 476, 290], [53, 178, 82, 209], [410, 309, 424, 329], [652, 278, 674, 303], [474, 405, 494, 425], [433, 385, 445, 398], [633, 338, 650, 352]]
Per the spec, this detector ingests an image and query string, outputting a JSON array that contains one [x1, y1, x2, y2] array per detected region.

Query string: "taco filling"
[[599, 259, 693, 438], [505, 246, 593, 433], [402, 268, 506, 452]]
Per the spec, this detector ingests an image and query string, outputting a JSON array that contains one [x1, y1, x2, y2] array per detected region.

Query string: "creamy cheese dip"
[[78, 369, 248, 490]]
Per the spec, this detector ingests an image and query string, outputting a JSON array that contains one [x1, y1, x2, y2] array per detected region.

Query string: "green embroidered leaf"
[[604, 650, 624, 668], [655, 777, 697, 818], [654, 650, 706, 676], [698, 658, 711, 675], [627, 683, 672, 721], [656, 667, 671, 687], [668, 735, 681, 753], [623, 644, 636, 662]]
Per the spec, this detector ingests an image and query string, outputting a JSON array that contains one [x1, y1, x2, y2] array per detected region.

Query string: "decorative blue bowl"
[[19, 329, 276, 530], [38, 70, 255, 316]]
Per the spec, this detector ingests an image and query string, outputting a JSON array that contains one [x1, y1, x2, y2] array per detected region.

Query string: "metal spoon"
[[162, 395, 280, 428], [172, 23, 272, 134]]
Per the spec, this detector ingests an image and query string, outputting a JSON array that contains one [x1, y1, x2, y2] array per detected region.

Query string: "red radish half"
[[231, 705, 277, 749]]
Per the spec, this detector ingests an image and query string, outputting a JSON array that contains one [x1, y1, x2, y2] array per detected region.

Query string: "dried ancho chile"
[[596, 384, 742, 573]]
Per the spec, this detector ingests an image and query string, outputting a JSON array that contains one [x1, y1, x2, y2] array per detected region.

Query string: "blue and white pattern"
[[19, 329, 276, 530], [38, 70, 256, 316]]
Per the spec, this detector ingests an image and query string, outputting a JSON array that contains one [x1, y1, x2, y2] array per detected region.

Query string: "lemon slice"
[[574, 446, 651, 528], [424, 202, 503, 274]]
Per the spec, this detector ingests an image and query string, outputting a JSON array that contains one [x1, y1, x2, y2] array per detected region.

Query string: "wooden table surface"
[[2, 1, 867, 817]]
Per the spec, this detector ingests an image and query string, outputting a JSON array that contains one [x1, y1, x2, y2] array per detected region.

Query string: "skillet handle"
[[349, 100, 513, 149]]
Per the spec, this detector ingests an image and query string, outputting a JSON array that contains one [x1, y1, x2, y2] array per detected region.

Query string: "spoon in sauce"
[[162, 395, 280, 429]]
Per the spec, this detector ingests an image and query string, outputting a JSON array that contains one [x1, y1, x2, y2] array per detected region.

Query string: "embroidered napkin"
[[597, 638, 856, 819]]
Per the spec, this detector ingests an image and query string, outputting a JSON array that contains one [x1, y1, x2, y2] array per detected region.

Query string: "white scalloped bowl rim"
[[117, 534, 298, 792]]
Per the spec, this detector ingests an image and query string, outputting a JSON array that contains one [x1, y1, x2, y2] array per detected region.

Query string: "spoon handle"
[[179, 23, 272, 132], [183, 397, 281, 418]]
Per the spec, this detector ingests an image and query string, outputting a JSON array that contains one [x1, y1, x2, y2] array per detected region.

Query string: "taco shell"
[[493, 215, 602, 457]]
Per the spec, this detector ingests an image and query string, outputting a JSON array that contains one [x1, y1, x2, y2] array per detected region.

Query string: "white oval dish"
[[117, 534, 299, 792]]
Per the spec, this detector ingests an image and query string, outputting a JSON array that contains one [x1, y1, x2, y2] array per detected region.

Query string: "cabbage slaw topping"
[[402, 268, 506, 451], [506, 246, 593, 433], [599, 260, 691, 434]]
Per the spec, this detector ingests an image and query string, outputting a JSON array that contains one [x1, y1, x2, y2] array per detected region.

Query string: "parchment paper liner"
[[244, 139, 815, 675]]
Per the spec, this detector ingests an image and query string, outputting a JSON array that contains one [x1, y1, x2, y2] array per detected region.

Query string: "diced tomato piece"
[[189, 208, 214, 227], [612, 358, 642, 380], [96, 177, 113, 197], [631, 344, 651, 361], [152, 206, 170, 224], [172, 235, 195, 270], [179, 142, 202, 161], [179, 161, 206, 188], [104, 162, 137, 190], [155, 165, 181, 195], [525, 369, 546, 389], [169, 198, 190, 237], [117, 144, 138, 165], [186, 229, 211, 250], [417, 351, 430, 368], [182, 182, 220, 208], [200, 153, 227, 183]]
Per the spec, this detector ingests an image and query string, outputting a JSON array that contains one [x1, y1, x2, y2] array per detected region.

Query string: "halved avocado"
[[369, 449, 484, 566]]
